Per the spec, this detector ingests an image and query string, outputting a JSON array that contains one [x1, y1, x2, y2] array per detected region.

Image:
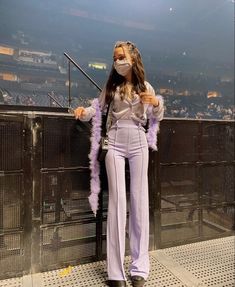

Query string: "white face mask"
[[114, 59, 132, 76]]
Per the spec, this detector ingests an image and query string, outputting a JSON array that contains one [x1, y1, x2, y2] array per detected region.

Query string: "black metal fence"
[[0, 107, 234, 279]]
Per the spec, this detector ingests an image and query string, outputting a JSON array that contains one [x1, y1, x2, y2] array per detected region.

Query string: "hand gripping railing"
[[64, 52, 102, 109]]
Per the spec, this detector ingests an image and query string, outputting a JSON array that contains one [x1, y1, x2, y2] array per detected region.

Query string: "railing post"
[[68, 60, 71, 107]]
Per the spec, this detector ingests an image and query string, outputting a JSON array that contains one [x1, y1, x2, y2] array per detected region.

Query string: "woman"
[[74, 41, 164, 287]]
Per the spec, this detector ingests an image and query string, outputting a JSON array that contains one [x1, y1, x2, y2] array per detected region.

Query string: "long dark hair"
[[105, 41, 146, 104]]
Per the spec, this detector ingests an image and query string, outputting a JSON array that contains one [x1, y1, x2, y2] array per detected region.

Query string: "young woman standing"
[[74, 41, 164, 287]]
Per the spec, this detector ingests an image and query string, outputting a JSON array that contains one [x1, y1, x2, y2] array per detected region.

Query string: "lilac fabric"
[[106, 122, 150, 280], [87, 97, 163, 216]]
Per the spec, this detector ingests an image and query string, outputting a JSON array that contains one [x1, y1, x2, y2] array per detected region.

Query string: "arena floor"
[[0, 236, 234, 287]]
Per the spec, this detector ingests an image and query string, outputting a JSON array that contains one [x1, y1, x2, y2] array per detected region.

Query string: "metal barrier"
[[0, 108, 234, 279]]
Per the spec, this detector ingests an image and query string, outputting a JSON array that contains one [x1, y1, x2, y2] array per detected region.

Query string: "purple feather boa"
[[146, 95, 163, 151], [88, 98, 102, 217], [146, 116, 159, 151]]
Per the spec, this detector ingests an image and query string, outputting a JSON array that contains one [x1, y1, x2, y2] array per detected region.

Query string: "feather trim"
[[146, 116, 159, 151], [146, 95, 163, 150], [88, 98, 102, 217]]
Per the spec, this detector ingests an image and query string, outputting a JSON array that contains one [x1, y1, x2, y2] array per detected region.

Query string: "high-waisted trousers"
[[105, 120, 149, 281]]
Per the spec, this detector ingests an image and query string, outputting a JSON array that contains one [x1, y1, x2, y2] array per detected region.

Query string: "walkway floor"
[[0, 236, 234, 287]]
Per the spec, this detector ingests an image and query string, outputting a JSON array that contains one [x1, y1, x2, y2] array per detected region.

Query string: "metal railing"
[[46, 53, 102, 111], [63, 52, 102, 108]]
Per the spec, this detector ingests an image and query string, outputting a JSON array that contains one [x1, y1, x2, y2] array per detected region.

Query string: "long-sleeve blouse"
[[80, 81, 164, 128]]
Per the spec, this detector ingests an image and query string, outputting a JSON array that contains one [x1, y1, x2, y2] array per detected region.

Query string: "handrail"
[[64, 53, 102, 101], [46, 53, 103, 112], [47, 92, 64, 108]]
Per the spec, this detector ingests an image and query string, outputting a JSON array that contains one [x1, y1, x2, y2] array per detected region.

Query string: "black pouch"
[[97, 100, 113, 162], [98, 136, 109, 162]]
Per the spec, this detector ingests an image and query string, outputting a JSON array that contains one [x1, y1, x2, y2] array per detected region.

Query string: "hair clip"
[[126, 41, 136, 49], [115, 41, 136, 48]]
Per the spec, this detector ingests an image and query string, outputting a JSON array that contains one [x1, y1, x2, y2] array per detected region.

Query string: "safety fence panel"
[[0, 115, 31, 279], [158, 119, 234, 248], [0, 111, 234, 279]]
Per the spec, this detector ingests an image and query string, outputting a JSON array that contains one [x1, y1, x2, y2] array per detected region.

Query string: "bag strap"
[[105, 100, 114, 135], [102, 99, 113, 137]]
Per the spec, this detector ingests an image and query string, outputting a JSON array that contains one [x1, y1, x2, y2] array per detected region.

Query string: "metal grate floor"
[[0, 236, 234, 287]]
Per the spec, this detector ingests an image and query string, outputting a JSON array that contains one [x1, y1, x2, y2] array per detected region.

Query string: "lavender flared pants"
[[105, 120, 150, 281]]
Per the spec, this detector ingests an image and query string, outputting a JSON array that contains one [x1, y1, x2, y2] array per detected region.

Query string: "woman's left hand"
[[139, 92, 159, 107]]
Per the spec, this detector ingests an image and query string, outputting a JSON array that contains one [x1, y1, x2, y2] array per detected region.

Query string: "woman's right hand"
[[74, 107, 86, 119]]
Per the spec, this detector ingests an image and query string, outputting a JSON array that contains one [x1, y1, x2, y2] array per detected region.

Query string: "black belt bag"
[[98, 136, 109, 162], [97, 100, 113, 162]]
